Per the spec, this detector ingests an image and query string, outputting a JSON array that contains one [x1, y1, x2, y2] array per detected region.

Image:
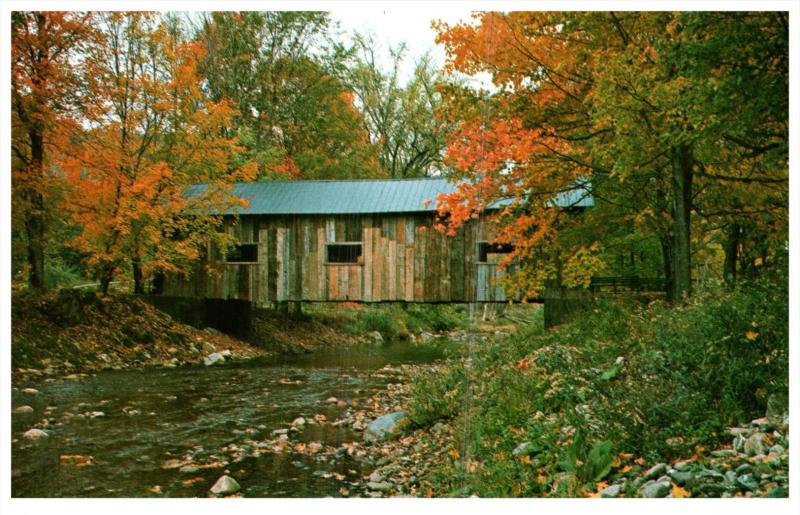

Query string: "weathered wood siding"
[[163, 213, 518, 304]]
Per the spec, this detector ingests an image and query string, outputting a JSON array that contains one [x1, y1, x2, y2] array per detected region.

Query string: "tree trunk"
[[99, 265, 114, 295], [24, 130, 46, 289], [670, 144, 694, 302], [723, 222, 740, 285], [659, 233, 674, 301], [132, 254, 145, 294]]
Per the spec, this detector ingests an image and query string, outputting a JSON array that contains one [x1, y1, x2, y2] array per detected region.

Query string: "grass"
[[303, 302, 472, 341]]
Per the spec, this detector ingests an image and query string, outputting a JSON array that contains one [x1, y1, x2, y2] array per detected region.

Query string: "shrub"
[[407, 269, 789, 496]]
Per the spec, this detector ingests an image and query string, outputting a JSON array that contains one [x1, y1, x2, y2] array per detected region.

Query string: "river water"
[[11, 342, 449, 497]]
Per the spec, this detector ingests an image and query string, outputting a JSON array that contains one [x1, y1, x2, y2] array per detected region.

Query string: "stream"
[[11, 341, 450, 497]]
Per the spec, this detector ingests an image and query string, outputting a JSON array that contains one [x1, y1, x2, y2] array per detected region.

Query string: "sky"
[[329, 7, 482, 85]]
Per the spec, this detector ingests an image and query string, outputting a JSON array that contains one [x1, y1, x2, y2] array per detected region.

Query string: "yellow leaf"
[[672, 484, 691, 498], [745, 331, 759, 341], [448, 448, 460, 459], [620, 464, 632, 473], [519, 455, 533, 465]]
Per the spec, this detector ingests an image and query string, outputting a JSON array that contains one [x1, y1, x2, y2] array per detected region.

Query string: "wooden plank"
[[405, 245, 414, 301], [414, 224, 425, 301], [317, 225, 326, 299], [373, 226, 383, 301], [387, 228, 397, 300], [336, 218, 346, 243], [363, 225, 373, 301], [329, 264, 337, 300], [326, 218, 336, 243], [397, 240, 405, 301], [259, 229, 269, 304]]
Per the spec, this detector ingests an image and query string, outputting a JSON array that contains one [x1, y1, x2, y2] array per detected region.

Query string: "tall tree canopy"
[[59, 12, 255, 294], [11, 11, 98, 288], [344, 34, 448, 178], [197, 12, 381, 180], [434, 12, 788, 301]]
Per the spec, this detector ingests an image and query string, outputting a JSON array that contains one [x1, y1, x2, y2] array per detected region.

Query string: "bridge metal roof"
[[188, 177, 592, 215]]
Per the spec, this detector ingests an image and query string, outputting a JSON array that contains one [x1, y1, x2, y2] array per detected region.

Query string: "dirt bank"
[[10, 290, 358, 384]]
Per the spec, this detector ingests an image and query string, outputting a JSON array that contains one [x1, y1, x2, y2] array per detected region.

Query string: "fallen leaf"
[[672, 484, 691, 498]]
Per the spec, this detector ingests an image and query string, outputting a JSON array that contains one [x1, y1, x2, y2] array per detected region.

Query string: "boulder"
[[364, 411, 407, 442], [22, 428, 48, 440], [220, 349, 232, 358], [13, 405, 34, 414], [366, 481, 393, 492], [210, 475, 240, 495], [21, 388, 39, 395], [200, 341, 216, 354], [744, 432, 767, 457], [643, 463, 668, 480], [769, 444, 785, 455], [765, 392, 788, 423], [732, 433, 746, 452], [204, 353, 225, 366], [736, 474, 759, 492], [418, 332, 434, 343], [292, 417, 306, 427], [640, 480, 671, 498], [669, 470, 693, 486], [600, 484, 622, 498], [368, 331, 384, 344]]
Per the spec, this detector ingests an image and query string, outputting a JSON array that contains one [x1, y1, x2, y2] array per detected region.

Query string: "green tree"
[[197, 12, 381, 180], [345, 34, 448, 177]]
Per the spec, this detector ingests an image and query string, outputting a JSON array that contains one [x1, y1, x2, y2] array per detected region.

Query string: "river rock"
[[669, 470, 693, 486], [364, 411, 407, 442], [736, 474, 759, 492], [732, 433, 746, 452], [210, 475, 240, 495], [22, 428, 48, 440], [13, 405, 34, 414], [769, 444, 785, 455], [640, 480, 671, 498], [512, 441, 537, 457], [600, 484, 622, 498], [744, 432, 767, 456], [418, 332, 434, 342], [204, 353, 225, 366], [21, 388, 39, 395], [368, 331, 384, 344], [292, 417, 306, 427], [366, 481, 393, 492], [643, 463, 668, 480], [710, 449, 737, 458]]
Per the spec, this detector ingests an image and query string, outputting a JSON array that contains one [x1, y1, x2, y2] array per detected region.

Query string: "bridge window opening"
[[327, 243, 363, 264], [226, 243, 258, 263], [478, 242, 514, 263]]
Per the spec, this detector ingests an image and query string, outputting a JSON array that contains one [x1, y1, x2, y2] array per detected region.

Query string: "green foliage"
[[407, 361, 468, 426], [44, 256, 84, 289], [409, 268, 788, 497], [329, 303, 468, 341]]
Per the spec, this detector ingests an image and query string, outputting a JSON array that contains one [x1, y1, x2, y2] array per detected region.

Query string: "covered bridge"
[[161, 178, 591, 306]]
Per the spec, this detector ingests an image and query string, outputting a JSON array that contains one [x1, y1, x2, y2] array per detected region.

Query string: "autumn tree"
[[344, 34, 448, 177], [11, 12, 98, 289], [433, 12, 787, 301], [196, 12, 381, 180], [60, 12, 254, 294]]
